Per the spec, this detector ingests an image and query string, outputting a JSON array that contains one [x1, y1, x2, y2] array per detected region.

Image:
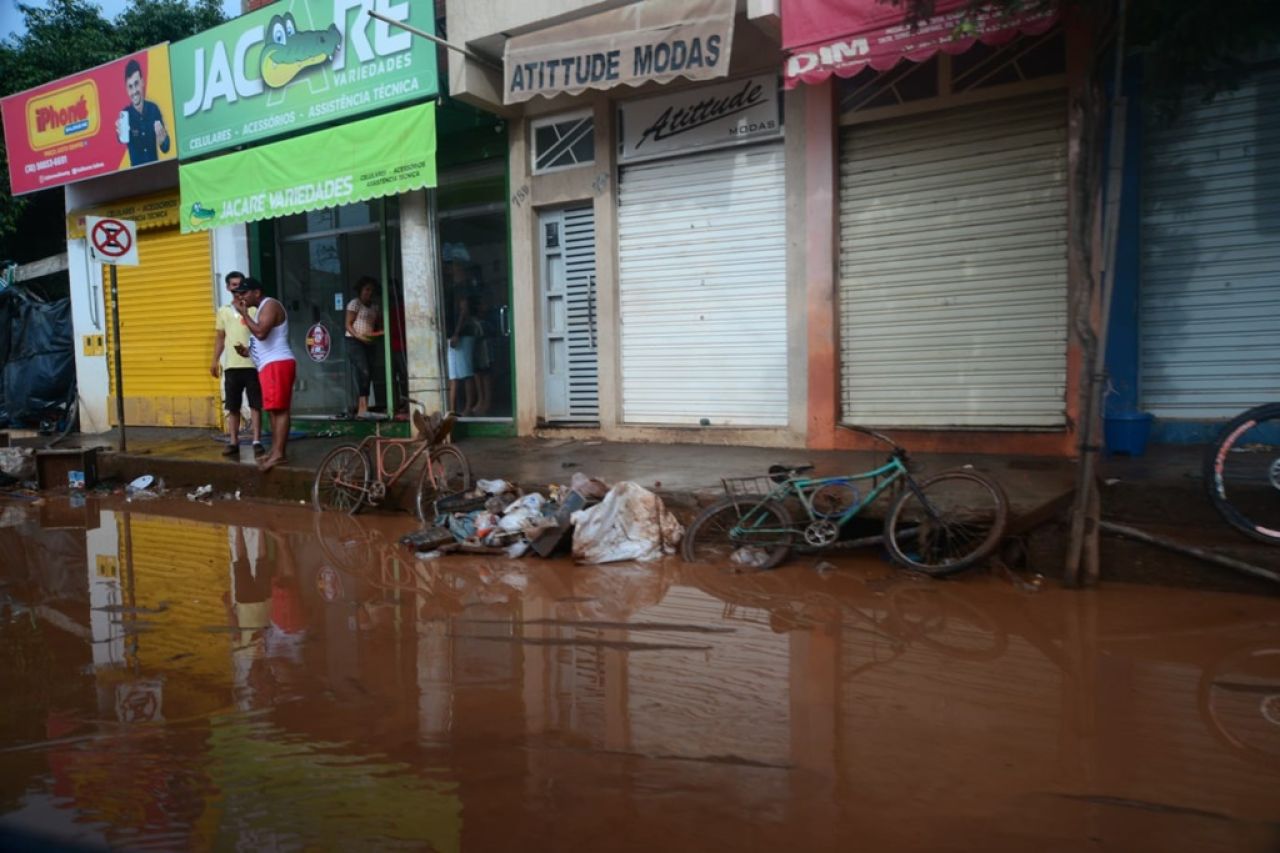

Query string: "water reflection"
[[0, 497, 1277, 852]]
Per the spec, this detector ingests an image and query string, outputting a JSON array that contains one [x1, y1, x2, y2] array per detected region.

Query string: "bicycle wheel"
[[682, 497, 794, 570], [415, 445, 473, 523], [314, 508, 374, 573], [887, 584, 1008, 661], [312, 445, 370, 514], [884, 470, 1008, 576], [1204, 403, 1280, 545], [1197, 643, 1280, 769]]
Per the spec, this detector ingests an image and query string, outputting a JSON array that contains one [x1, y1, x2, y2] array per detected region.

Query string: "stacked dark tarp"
[[0, 287, 74, 426]]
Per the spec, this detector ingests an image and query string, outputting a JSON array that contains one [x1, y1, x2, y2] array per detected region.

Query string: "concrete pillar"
[[67, 236, 112, 433], [400, 189, 446, 412]]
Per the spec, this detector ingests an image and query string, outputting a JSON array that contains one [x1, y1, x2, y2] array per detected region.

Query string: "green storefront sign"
[[179, 102, 436, 231], [170, 0, 437, 158]]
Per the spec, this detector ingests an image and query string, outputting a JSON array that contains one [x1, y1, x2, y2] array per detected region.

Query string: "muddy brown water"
[[1, 496, 1278, 852]]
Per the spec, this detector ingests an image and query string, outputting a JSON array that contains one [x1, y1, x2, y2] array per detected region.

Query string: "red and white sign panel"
[[782, 0, 1057, 88], [305, 323, 331, 362], [87, 216, 140, 266]]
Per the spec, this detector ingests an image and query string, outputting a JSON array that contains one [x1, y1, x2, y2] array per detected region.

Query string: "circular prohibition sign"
[[91, 218, 133, 258]]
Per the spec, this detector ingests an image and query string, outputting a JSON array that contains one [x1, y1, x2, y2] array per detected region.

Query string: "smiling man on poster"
[[119, 57, 171, 166]]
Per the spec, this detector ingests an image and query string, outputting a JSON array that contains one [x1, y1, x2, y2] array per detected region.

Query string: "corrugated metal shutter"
[[617, 143, 788, 426], [838, 92, 1069, 427], [104, 227, 220, 427], [1140, 69, 1280, 418], [122, 514, 230, 679], [564, 205, 600, 420]]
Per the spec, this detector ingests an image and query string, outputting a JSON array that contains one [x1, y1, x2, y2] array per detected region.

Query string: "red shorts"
[[259, 359, 296, 412]]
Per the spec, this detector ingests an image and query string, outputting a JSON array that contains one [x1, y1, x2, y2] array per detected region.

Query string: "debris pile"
[[0, 447, 35, 482], [403, 473, 683, 565]]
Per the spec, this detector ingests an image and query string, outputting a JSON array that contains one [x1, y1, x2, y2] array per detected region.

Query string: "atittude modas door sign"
[[618, 74, 783, 164]]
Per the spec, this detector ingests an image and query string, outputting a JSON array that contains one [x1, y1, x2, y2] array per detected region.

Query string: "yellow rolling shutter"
[[119, 514, 231, 680], [104, 227, 220, 426]]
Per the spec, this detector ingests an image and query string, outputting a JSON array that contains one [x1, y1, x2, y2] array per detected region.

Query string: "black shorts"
[[223, 367, 262, 412]]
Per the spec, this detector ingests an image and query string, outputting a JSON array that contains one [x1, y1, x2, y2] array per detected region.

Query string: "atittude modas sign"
[[618, 74, 783, 164], [503, 0, 736, 105]]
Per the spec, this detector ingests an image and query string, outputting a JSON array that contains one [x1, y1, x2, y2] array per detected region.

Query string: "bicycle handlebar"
[[837, 424, 907, 455]]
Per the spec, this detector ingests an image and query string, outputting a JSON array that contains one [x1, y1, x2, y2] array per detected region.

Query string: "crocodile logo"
[[260, 13, 342, 90], [188, 202, 215, 228]]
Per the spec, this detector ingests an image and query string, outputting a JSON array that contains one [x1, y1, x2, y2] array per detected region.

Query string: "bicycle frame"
[[353, 425, 432, 492], [730, 456, 913, 541]]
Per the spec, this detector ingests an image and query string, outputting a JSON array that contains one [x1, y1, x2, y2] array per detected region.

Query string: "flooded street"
[[1, 496, 1278, 852]]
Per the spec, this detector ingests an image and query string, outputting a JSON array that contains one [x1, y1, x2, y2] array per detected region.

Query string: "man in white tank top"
[[231, 277, 295, 472]]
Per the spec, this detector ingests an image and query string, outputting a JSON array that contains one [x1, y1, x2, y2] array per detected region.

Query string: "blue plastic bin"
[[1104, 412, 1154, 456]]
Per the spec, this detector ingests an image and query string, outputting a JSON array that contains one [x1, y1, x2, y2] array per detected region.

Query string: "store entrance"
[[275, 199, 402, 419], [439, 206, 512, 422]]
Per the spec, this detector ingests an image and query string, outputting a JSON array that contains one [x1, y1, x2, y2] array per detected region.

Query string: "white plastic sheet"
[[570, 481, 683, 564]]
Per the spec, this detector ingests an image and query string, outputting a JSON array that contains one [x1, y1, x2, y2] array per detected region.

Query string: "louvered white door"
[[1140, 69, 1280, 418], [617, 143, 787, 426], [540, 205, 599, 422], [839, 92, 1069, 428]]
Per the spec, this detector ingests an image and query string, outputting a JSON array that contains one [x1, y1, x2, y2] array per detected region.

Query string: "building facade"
[[447, 0, 811, 448], [446, 0, 1104, 455]]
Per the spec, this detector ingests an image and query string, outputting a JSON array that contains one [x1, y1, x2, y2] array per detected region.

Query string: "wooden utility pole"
[[1065, 0, 1129, 587]]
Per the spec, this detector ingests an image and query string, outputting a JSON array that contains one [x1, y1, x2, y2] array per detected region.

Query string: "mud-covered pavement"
[[1, 496, 1278, 852]]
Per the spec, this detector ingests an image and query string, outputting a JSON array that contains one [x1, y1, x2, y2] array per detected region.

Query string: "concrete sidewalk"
[[9, 425, 1278, 592], [24, 425, 1074, 513]]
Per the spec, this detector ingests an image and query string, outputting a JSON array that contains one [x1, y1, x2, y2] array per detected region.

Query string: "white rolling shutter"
[[563, 205, 600, 420], [1140, 69, 1280, 418], [838, 92, 1069, 428], [617, 143, 787, 426]]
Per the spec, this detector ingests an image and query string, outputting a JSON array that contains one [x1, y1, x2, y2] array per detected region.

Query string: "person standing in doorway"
[[232, 278, 295, 472], [344, 276, 383, 419], [211, 271, 265, 458], [444, 245, 477, 415], [470, 277, 496, 417]]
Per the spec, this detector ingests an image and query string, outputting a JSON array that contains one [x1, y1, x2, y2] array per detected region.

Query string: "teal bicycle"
[[682, 427, 1009, 575]]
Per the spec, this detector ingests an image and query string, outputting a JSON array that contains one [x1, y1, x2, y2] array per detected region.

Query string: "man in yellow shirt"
[[211, 271, 264, 457]]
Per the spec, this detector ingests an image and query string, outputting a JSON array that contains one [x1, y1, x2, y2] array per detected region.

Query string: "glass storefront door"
[[276, 200, 399, 418], [438, 205, 512, 421]]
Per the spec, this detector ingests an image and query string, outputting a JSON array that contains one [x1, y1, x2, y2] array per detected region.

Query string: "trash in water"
[[416, 550, 443, 560], [498, 506, 542, 533], [476, 478, 513, 495], [505, 492, 546, 514], [125, 474, 164, 502], [401, 526, 455, 551], [813, 560, 836, 575], [68, 470, 86, 490], [731, 546, 771, 568], [570, 472, 609, 500], [407, 471, 621, 561], [530, 489, 587, 558], [0, 447, 36, 480], [570, 481, 683, 564], [187, 484, 214, 502]]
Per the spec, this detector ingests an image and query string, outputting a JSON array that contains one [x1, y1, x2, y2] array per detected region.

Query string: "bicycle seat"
[[768, 463, 815, 483]]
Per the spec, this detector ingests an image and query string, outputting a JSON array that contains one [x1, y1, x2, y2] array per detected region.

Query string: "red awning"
[[782, 0, 1057, 89]]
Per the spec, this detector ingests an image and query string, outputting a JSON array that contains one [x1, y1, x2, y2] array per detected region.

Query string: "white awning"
[[503, 0, 736, 105]]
